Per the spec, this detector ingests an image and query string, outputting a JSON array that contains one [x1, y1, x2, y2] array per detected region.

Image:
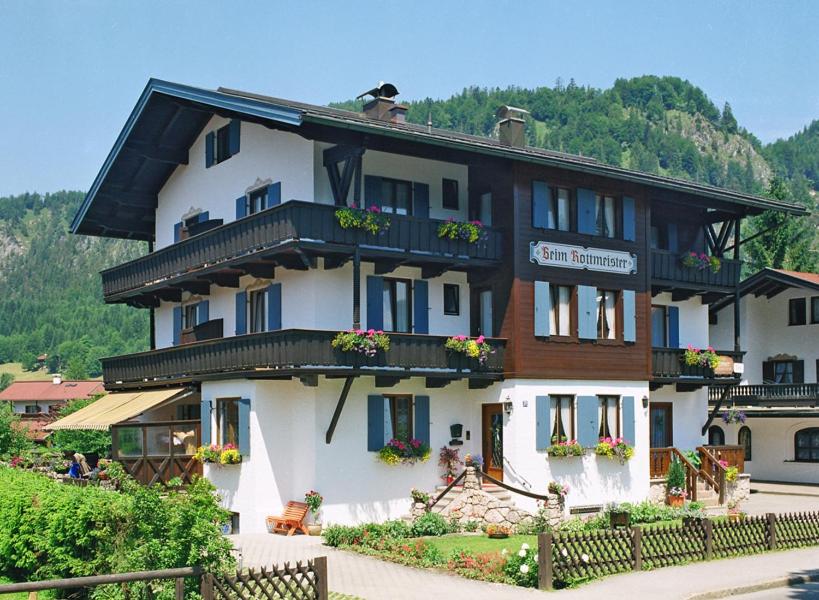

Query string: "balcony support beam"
[[422, 264, 451, 279], [197, 273, 240, 288], [374, 258, 404, 275], [324, 145, 364, 207], [702, 384, 734, 435], [178, 281, 211, 296], [326, 376, 355, 444], [237, 262, 276, 279]]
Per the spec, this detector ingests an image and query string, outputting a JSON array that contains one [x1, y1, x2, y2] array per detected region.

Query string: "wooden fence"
[[537, 512, 819, 589], [0, 559, 328, 600]]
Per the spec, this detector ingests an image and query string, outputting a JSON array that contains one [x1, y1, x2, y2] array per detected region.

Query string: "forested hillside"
[[0, 192, 148, 380], [0, 76, 815, 382]]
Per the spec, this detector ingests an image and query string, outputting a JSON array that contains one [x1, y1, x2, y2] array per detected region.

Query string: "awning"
[[46, 388, 192, 431]]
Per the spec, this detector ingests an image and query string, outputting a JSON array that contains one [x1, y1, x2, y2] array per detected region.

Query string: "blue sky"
[[0, 1, 817, 197]]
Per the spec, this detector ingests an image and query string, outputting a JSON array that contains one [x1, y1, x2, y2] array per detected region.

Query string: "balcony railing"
[[101, 201, 503, 299], [651, 249, 740, 290], [652, 347, 743, 381], [101, 329, 507, 388], [708, 383, 819, 405]]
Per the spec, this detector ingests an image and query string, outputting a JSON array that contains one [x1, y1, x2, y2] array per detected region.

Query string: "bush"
[[323, 520, 411, 548], [666, 458, 686, 494], [51, 397, 111, 456], [503, 541, 538, 588], [0, 403, 31, 458], [410, 512, 451, 537], [447, 548, 509, 583]]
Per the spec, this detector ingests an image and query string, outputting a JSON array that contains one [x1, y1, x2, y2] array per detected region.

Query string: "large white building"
[[65, 79, 806, 532], [711, 268, 819, 484]]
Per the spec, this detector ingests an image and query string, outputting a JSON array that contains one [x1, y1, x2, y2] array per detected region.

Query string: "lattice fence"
[[539, 512, 819, 590], [202, 558, 328, 600]]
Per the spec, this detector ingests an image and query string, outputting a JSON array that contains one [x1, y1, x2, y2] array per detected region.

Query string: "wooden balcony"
[[651, 347, 743, 390], [101, 329, 507, 389], [101, 201, 503, 302], [651, 249, 741, 293], [111, 420, 202, 486], [709, 383, 819, 406]]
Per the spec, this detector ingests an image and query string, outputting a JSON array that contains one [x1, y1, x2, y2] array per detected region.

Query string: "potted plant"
[[470, 454, 484, 483], [680, 251, 721, 273], [681, 505, 707, 527], [721, 408, 746, 425], [546, 437, 585, 457], [666, 458, 687, 507], [594, 437, 635, 464], [331, 329, 390, 357], [377, 438, 431, 465], [605, 503, 629, 528], [305, 490, 323, 535], [682, 345, 720, 370], [439, 446, 462, 484], [445, 335, 494, 365], [334, 204, 391, 234], [548, 480, 570, 503], [727, 499, 743, 522], [437, 218, 486, 243], [486, 524, 511, 539]]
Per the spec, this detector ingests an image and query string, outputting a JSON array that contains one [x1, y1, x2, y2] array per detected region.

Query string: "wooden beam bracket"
[[326, 376, 355, 444]]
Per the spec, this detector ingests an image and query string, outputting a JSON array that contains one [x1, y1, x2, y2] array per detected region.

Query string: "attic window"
[[205, 119, 240, 168]]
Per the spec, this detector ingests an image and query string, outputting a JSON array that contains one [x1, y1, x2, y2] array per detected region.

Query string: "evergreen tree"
[[721, 102, 738, 134]]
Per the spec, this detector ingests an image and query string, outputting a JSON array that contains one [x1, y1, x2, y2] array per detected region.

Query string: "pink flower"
[[355, 329, 364, 335], [476, 335, 485, 344], [368, 329, 375, 335], [369, 205, 381, 213]]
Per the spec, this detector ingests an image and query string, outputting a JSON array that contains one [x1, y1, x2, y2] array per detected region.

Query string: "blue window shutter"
[[668, 306, 680, 348], [577, 285, 598, 340], [366, 276, 384, 330], [536, 395, 551, 450], [172, 306, 182, 346], [534, 281, 551, 337], [414, 396, 430, 446], [173, 222, 182, 243], [235, 196, 247, 219], [623, 196, 636, 241], [198, 300, 209, 325], [531, 181, 551, 229], [200, 399, 211, 445], [652, 306, 666, 347], [577, 396, 599, 446], [267, 283, 282, 331], [235, 291, 247, 335], [205, 132, 214, 168], [238, 397, 251, 457], [413, 279, 429, 334], [622, 396, 636, 445], [413, 183, 429, 218], [667, 223, 679, 252], [623, 290, 636, 343], [367, 394, 385, 451], [197, 211, 210, 224], [228, 119, 241, 156], [364, 175, 382, 207], [577, 188, 596, 234], [267, 182, 281, 208]]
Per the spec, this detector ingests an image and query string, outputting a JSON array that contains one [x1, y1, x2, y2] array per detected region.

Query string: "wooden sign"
[[714, 355, 735, 377], [529, 241, 637, 275]]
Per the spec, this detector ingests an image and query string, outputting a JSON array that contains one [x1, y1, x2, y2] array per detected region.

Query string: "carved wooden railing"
[[651, 249, 741, 289], [704, 445, 745, 473], [652, 348, 744, 380], [650, 447, 723, 503], [709, 383, 819, 404]]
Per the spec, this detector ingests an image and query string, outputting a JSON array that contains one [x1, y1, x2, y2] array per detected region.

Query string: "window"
[[812, 297, 819, 324], [595, 194, 617, 238], [217, 399, 240, 447], [443, 284, 460, 316], [795, 428, 819, 462], [177, 404, 201, 421], [708, 425, 725, 446], [385, 396, 413, 442], [775, 361, 795, 383], [650, 225, 665, 250], [183, 303, 201, 330], [598, 396, 620, 438], [651, 305, 668, 347], [550, 395, 575, 443], [380, 178, 412, 215], [738, 426, 752, 462], [546, 187, 573, 231], [549, 285, 572, 336], [383, 278, 412, 332], [597, 290, 617, 340], [215, 124, 232, 164], [248, 187, 267, 215], [789, 298, 806, 326], [24, 405, 39, 414], [442, 178, 459, 210], [249, 289, 266, 333]]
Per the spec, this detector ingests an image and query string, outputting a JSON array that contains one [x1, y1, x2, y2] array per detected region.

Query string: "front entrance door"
[[649, 403, 673, 447], [482, 403, 504, 481]]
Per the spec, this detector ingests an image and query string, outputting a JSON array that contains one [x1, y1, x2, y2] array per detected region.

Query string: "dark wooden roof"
[[712, 267, 819, 313]]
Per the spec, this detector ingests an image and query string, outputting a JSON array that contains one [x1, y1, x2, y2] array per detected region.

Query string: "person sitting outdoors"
[[68, 453, 91, 479]]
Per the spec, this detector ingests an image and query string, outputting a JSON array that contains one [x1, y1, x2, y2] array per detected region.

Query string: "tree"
[[0, 373, 14, 392], [51, 397, 112, 456], [64, 356, 89, 380], [721, 102, 738, 134], [0, 402, 30, 457]]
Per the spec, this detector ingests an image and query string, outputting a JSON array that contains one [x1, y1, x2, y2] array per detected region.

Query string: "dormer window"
[[205, 119, 240, 168]]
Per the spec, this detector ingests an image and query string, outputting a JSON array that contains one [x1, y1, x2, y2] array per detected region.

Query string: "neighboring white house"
[[66, 79, 807, 532], [710, 268, 819, 484]]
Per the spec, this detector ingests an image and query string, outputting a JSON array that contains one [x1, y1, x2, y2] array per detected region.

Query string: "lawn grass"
[[0, 362, 102, 382], [424, 533, 537, 556], [0, 577, 54, 600]]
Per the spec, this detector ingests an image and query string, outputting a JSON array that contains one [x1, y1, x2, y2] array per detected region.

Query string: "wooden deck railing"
[[649, 447, 702, 501], [704, 445, 745, 473], [101, 200, 503, 299], [111, 420, 202, 485], [652, 348, 743, 380], [709, 383, 819, 404], [651, 249, 741, 289]]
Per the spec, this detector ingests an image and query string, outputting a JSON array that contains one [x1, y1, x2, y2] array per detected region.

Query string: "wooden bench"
[[266, 501, 310, 536]]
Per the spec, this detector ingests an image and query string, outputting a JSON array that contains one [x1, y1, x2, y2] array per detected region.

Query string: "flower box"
[[594, 437, 635, 464], [335, 205, 391, 234], [546, 439, 584, 457], [194, 444, 242, 465], [377, 438, 431, 465], [437, 218, 486, 244], [683, 345, 720, 370], [332, 329, 390, 357], [445, 335, 493, 365], [681, 251, 721, 273]]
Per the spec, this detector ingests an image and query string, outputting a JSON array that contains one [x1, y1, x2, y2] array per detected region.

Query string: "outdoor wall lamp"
[[642, 395, 649, 409], [503, 401, 513, 413]]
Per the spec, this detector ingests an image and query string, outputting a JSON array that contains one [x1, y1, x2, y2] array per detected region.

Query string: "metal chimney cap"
[[356, 81, 400, 100], [496, 105, 530, 120]]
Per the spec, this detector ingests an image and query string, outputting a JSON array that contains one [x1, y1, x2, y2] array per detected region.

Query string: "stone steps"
[[431, 483, 513, 513]]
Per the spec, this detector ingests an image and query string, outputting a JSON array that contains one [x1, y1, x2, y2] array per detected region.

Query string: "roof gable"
[[0, 381, 105, 402]]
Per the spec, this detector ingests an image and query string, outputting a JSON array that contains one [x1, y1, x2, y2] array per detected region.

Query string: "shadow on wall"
[[548, 455, 633, 505]]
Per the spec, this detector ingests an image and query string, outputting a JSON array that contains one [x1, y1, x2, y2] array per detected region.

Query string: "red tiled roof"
[[0, 381, 104, 402], [773, 269, 819, 287]]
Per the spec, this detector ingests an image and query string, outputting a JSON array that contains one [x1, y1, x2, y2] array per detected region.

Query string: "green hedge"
[[0, 467, 234, 594]]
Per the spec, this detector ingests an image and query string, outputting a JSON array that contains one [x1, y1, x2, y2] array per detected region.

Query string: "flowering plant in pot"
[[721, 408, 746, 425], [682, 345, 720, 369], [445, 335, 493, 365], [719, 459, 739, 483], [331, 329, 390, 357], [305, 490, 323, 535], [594, 437, 635, 464], [548, 480, 569, 502], [335, 204, 391, 234], [437, 218, 486, 243], [727, 499, 744, 522], [439, 446, 462, 483], [546, 436, 585, 457], [485, 524, 511, 539], [666, 458, 687, 507], [681, 251, 721, 273], [410, 487, 431, 509], [606, 503, 630, 528], [377, 438, 431, 465]]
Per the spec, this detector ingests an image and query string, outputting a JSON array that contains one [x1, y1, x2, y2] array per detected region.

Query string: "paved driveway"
[[743, 482, 819, 516]]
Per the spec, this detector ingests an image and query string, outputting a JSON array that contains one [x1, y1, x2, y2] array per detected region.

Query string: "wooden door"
[[482, 403, 504, 481], [649, 402, 673, 448]]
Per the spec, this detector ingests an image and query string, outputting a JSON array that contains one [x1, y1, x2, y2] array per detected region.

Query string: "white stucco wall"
[[711, 287, 819, 384], [201, 376, 650, 533], [649, 387, 707, 450], [652, 292, 710, 349]]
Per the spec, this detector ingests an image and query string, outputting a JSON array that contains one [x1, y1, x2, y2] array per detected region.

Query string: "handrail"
[[0, 566, 202, 594], [697, 446, 727, 505], [480, 470, 551, 502], [503, 456, 533, 490], [669, 447, 701, 502], [427, 469, 466, 511]]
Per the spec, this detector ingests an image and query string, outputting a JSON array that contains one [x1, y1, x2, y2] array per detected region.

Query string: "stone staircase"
[[430, 482, 514, 514]]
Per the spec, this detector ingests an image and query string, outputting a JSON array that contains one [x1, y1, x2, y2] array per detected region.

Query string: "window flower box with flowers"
[[594, 437, 635, 464], [681, 251, 721, 273], [445, 335, 493, 365], [332, 329, 390, 357], [335, 204, 391, 235], [546, 438, 585, 457], [194, 444, 242, 465], [682, 345, 720, 370], [437, 218, 487, 244], [377, 438, 431, 466]]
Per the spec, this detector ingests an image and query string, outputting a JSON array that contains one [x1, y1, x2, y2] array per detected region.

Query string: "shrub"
[[411, 512, 450, 537], [51, 397, 111, 456], [464, 520, 480, 533], [323, 520, 411, 548], [0, 402, 30, 458], [447, 548, 509, 583], [666, 458, 686, 496], [503, 542, 538, 588]]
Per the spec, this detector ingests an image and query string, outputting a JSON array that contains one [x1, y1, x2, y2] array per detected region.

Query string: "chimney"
[[52, 374, 62, 385], [358, 82, 406, 123], [496, 105, 529, 147]]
